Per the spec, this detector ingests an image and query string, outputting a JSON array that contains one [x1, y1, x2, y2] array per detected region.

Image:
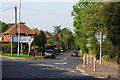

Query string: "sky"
[[0, 0, 79, 33]]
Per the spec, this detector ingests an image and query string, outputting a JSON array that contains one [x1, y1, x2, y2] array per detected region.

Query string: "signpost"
[[12, 36, 32, 43], [11, 36, 34, 56], [28, 38, 34, 56], [95, 32, 106, 65]]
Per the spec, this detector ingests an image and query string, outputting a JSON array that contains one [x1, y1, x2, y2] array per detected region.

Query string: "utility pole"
[[11, 6, 17, 55], [15, 6, 17, 24]]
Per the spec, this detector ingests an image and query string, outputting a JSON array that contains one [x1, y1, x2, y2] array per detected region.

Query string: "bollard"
[[93, 55, 96, 72], [83, 53, 86, 68], [86, 55, 89, 64]]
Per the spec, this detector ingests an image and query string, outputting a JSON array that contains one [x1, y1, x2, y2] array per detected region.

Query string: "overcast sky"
[[1, 0, 79, 33]]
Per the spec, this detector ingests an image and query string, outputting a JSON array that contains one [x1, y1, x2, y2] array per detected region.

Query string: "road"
[[1, 51, 96, 78]]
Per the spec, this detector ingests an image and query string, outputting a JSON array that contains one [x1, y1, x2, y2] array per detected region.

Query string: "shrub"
[[103, 55, 111, 62], [2, 44, 11, 53]]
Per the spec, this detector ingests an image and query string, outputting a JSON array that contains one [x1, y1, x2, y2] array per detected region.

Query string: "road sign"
[[95, 32, 106, 44], [95, 32, 107, 65], [12, 36, 33, 43]]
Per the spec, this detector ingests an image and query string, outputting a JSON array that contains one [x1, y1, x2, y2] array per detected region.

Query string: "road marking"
[[66, 68, 71, 71], [76, 66, 105, 78], [70, 70, 75, 73], [54, 62, 67, 65], [61, 53, 69, 61], [76, 66, 85, 73]]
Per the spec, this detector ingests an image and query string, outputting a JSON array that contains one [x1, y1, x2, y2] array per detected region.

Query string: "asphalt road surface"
[[1, 51, 96, 78]]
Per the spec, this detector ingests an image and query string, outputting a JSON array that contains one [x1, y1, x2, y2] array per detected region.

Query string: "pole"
[[28, 43, 31, 56], [15, 6, 17, 24], [83, 53, 86, 68], [100, 32, 102, 65], [11, 36, 12, 55], [17, 0, 21, 56], [28, 43, 31, 53], [14, 6, 17, 55], [20, 43, 22, 54], [94, 55, 96, 72]]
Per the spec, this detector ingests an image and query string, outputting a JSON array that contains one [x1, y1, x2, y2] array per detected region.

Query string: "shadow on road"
[[2, 59, 95, 79]]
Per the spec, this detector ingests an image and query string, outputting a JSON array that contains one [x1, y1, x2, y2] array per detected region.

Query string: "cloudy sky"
[[1, 0, 79, 32]]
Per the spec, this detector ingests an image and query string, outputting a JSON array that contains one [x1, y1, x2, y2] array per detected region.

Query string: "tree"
[[0, 21, 26, 33], [32, 30, 47, 55], [46, 26, 75, 52], [61, 28, 74, 50], [72, 2, 120, 62]]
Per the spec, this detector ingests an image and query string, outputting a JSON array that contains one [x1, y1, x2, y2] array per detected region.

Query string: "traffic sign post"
[[95, 32, 106, 65], [11, 36, 34, 56]]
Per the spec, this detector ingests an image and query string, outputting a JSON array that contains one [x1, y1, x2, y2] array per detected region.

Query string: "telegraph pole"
[[15, 6, 17, 24], [11, 6, 17, 55]]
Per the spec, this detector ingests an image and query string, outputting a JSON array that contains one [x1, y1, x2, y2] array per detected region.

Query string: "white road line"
[[76, 66, 105, 78], [61, 53, 69, 61], [76, 66, 85, 73], [70, 70, 75, 73], [54, 62, 67, 65]]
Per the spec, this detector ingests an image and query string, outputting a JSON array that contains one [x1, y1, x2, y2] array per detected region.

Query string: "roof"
[[31, 28, 50, 39], [3, 24, 34, 36], [31, 28, 40, 35]]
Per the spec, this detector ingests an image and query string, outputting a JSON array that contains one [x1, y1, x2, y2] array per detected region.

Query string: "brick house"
[[31, 28, 50, 40], [2, 24, 50, 44], [2, 24, 34, 44]]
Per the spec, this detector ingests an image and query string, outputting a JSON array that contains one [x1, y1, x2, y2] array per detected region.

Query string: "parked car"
[[44, 50, 56, 59], [71, 51, 79, 57]]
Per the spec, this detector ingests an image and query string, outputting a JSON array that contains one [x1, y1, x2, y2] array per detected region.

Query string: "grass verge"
[[1, 53, 43, 59]]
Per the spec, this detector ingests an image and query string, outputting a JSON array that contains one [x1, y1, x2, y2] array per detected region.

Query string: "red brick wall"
[[2, 34, 11, 42]]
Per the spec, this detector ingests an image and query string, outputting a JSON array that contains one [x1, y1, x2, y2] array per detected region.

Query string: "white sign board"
[[12, 36, 33, 43], [95, 32, 106, 44]]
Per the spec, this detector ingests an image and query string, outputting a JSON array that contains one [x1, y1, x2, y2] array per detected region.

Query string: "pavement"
[[77, 59, 119, 79]]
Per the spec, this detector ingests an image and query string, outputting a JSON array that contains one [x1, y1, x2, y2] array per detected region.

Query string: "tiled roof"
[[3, 24, 34, 36], [31, 28, 40, 35], [31, 28, 50, 39]]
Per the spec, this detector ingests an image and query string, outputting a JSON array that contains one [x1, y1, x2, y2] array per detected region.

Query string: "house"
[[2, 24, 50, 44], [31, 28, 50, 40], [2, 24, 34, 44]]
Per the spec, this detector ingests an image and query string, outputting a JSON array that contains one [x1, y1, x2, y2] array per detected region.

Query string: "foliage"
[[46, 26, 75, 52], [2, 44, 11, 53], [0, 21, 26, 33], [32, 31, 47, 52], [72, 2, 120, 61], [61, 28, 75, 50], [45, 31, 54, 37]]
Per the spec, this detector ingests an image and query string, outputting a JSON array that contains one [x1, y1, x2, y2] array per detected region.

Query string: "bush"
[[2, 44, 11, 53], [103, 55, 111, 62]]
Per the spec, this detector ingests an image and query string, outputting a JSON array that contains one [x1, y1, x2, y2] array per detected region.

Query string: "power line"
[[21, 7, 63, 17], [0, 7, 14, 12]]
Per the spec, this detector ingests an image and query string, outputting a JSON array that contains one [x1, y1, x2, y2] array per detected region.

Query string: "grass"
[[1, 53, 43, 59]]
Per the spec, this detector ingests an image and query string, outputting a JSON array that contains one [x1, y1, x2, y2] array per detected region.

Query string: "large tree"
[[72, 2, 120, 61]]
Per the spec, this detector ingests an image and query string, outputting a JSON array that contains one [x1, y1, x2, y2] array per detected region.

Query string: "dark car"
[[71, 51, 78, 57], [44, 50, 56, 59]]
